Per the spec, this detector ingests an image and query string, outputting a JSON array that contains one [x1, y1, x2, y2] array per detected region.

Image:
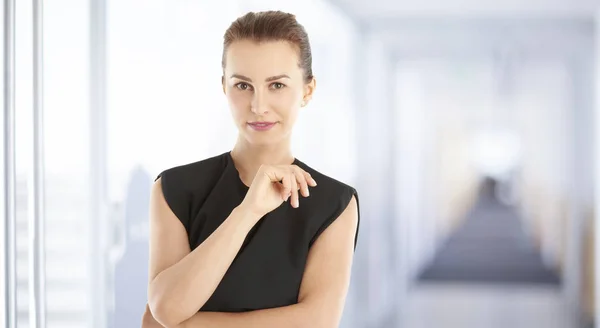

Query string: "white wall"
[[351, 31, 400, 327]]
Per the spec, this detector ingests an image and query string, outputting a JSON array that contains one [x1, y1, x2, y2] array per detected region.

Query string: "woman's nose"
[[250, 91, 269, 115]]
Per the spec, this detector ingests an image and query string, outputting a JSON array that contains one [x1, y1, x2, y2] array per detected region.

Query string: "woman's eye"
[[271, 82, 285, 90], [235, 82, 251, 90]]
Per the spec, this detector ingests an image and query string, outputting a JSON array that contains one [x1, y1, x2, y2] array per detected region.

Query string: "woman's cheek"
[[271, 91, 298, 109], [228, 92, 249, 112]]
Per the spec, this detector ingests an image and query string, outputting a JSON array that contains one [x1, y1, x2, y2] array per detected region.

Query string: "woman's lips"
[[247, 122, 277, 131]]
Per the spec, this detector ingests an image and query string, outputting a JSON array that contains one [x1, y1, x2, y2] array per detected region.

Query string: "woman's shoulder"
[[294, 159, 360, 249], [155, 152, 229, 192], [153, 152, 231, 228], [294, 158, 357, 197]]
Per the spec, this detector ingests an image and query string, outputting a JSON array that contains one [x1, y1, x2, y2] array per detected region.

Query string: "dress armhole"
[[155, 170, 190, 229], [309, 186, 360, 251]]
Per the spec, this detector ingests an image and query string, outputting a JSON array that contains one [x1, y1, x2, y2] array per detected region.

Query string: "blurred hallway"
[[397, 178, 570, 328], [419, 178, 561, 285]]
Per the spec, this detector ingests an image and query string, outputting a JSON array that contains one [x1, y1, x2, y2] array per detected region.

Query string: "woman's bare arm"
[[147, 178, 261, 327], [173, 195, 359, 328]]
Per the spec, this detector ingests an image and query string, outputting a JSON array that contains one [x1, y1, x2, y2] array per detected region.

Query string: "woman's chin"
[[242, 133, 284, 147]]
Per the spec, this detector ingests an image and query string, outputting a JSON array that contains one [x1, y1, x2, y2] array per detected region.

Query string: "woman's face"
[[222, 40, 315, 146]]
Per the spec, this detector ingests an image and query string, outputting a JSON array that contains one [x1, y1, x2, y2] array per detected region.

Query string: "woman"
[[142, 10, 360, 328]]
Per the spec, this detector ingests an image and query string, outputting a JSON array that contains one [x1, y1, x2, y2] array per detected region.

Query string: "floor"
[[418, 179, 560, 285], [400, 283, 574, 328], [404, 179, 571, 328]]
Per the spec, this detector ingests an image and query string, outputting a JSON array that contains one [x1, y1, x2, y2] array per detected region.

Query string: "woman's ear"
[[221, 76, 226, 95], [302, 77, 316, 107]]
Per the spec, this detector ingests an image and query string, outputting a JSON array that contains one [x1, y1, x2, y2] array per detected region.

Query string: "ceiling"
[[325, 0, 597, 59], [328, 0, 599, 20]]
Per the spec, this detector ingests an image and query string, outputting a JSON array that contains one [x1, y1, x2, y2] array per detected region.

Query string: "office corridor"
[[418, 179, 560, 285], [399, 179, 570, 328]]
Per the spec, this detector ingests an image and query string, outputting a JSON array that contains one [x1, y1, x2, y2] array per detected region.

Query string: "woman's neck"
[[230, 137, 295, 185]]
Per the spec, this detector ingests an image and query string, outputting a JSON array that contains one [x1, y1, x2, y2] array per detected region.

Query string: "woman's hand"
[[240, 164, 317, 217]]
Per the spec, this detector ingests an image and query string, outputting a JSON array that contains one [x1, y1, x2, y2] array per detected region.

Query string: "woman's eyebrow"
[[265, 74, 290, 82], [230, 74, 290, 82]]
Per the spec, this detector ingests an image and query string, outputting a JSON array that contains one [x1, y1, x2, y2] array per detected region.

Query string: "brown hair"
[[222, 11, 313, 83]]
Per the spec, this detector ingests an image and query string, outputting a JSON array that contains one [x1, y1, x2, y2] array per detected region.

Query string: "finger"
[[290, 174, 299, 208], [303, 171, 317, 187], [264, 166, 291, 200], [264, 165, 287, 183], [280, 173, 292, 201], [292, 168, 309, 197]]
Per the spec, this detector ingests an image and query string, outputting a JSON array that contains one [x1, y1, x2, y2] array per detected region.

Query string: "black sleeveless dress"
[[155, 151, 360, 313]]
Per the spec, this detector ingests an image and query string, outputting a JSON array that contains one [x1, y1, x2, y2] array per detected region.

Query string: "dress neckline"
[[226, 151, 299, 190]]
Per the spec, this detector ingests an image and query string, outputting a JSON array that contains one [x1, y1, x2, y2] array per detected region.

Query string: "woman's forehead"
[[225, 40, 302, 79]]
